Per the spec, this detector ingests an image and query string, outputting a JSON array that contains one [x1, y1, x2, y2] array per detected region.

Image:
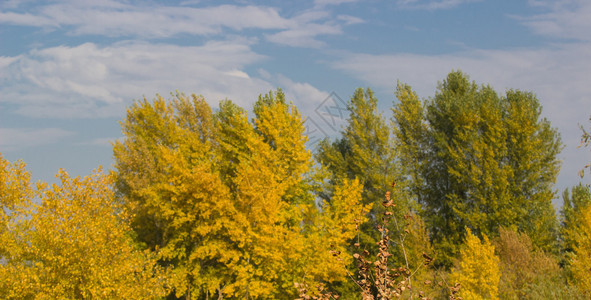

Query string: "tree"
[[494, 228, 578, 299], [113, 94, 242, 298], [561, 183, 591, 254], [316, 88, 409, 252], [113, 91, 368, 298], [0, 155, 37, 298], [392, 71, 562, 264], [561, 184, 591, 296], [568, 205, 591, 296], [0, 154, 166, 299], [450, 228, 500, 300]]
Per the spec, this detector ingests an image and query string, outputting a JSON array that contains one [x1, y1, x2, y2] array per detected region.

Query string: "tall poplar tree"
[[316, 88, 409, 250], [393, 71, 562, 263]]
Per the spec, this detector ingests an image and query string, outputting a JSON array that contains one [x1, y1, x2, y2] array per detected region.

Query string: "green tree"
[[316, 88, 408, 250], [392, 71, 562, 264]]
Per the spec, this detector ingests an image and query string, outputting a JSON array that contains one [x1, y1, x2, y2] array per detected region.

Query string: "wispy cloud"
[[396, 0, 481, 10], [314, 0, 360, 8], [265, 22, 342, 48], [0, 37, 336, 120], [520, 0, 591, 41], [0, 39, 272, 118], [0, 128, 74, 152], [332, 42, 591, 190], [0, 1, 361, 47], [0, 2, 289, 37], [264, 9, 358, 48]]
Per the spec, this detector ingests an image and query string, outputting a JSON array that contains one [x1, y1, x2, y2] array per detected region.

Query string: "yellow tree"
[[451, 228, 500, 300], [219, 90, 369, 298], [113, 94, 245, 298], [113, 91, 368, 298], [0, 154, 167, 299], [569, 206, 591, 296], [0, 155, 37, 298]]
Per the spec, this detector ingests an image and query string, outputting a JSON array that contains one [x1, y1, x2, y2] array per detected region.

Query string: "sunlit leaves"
[[568, 206, 591, 296], [451, 228, 501, 300], [113, 91, 366, 298], [0, 154, 166, 299]]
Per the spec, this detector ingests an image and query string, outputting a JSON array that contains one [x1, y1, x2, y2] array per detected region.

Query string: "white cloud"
[[265, 24, 341, 48], [0, 2, 289, 38], [0, 39, 273, 118], [0, 11, 56, 26], [275, 74, 331, 117], [337, 15, 364, 25], [265, 10, 345, 48], [314, 0, 359, 8], [520, 0, 591, 42], [396, 0, 481, 10], [0, 128, 74, 152], [332, 42, 591, 190], [0, 1, 360, 47]]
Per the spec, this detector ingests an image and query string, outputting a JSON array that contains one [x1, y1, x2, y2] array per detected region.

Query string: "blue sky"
[[1, 0, 590, 205]]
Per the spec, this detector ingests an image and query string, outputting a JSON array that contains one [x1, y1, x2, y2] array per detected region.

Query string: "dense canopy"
[[1, 71, 589, 299]]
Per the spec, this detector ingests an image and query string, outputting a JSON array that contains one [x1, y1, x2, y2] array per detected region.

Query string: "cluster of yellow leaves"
[[112, 91, 369, 298], [450, 228, 500, 300], [0, 154, 167, 299], [569, 206, 591, 295]]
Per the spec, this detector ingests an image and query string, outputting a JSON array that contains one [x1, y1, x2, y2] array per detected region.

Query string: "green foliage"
[[495, 228, 577, 299], [315, 88, 412, 296], [297, 188, 442, 300], [451, 228, 500, 300], [392, 71, 562, 264], [2, 72, 582, 298], [316, 88, 409, 249]]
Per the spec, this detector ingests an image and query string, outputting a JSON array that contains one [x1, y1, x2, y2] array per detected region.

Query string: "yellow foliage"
[[0, 154, 167, 299], [451, 228, 501, 300], [570, 206, 591, 295], [112, 91, 368, 298]]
